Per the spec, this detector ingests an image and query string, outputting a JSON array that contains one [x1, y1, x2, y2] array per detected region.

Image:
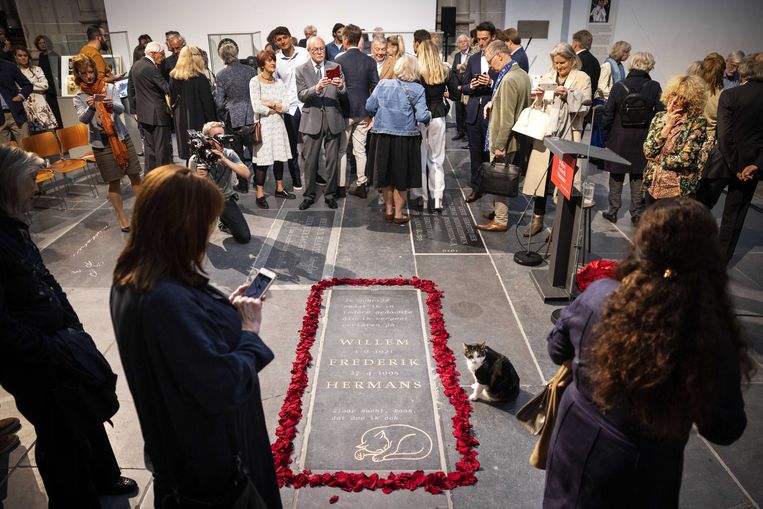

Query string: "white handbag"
[[513, 107, 551, 141]]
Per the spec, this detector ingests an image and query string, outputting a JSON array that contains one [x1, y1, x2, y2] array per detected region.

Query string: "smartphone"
[[538, 82, 558, 91], [245, 268, 276, 298], [93, 94, 106, 101]]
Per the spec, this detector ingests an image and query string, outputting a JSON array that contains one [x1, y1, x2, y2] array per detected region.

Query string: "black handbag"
[[479, 157, 520, 197]]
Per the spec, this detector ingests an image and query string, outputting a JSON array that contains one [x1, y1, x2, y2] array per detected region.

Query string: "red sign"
[[551, 154, 577, 200]]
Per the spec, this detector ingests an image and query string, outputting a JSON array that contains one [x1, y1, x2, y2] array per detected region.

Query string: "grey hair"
[[371, 36, 387, 47], [629, 51, 655, 72], [609, 40, 632, 61], [485, 40, 510, 60], [304, 25, 317, 35], [0, 146, 45, 218], [306, 36, 326, 50], [218, 41, 239, 64], [394, 54, 421, 82], [739, 56, 763, 82], [456, 34, 469, 44], [726, 50, 745, 65], [201, 121, 225, 136], [550, 43, 581, 70]]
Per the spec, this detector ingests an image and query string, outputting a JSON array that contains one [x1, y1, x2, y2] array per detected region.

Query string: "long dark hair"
[[113, 165, 223, 291], [589, 198, 753, 438]]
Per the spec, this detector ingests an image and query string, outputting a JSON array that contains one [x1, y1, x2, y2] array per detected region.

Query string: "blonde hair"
[[387, 35, 405, 58], [661, 74, 708, 116], [550, 43, 581, 70], [169, 45, 206, 80], [417, 40, 448, 85], [394, 54, 421, 82]]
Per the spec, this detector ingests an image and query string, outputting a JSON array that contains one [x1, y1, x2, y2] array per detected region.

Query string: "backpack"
[[618, 81, 653, 128]]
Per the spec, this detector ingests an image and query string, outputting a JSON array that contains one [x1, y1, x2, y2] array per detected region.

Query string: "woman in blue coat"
[[544, 197, 751, 508], [110, 165, 281, 508]]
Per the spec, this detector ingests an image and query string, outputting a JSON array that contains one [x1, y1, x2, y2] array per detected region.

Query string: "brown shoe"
[[393, 214, 411, 225], [523, 214, 545, 237], [482, 211, 496, 220], [0, 417, 21, 436], [385, 213, 394, 223], [348, 181, 368, 199], [0, 433, 20, 456], [476, 221, 508, 232], [465, 192, 483, 203]]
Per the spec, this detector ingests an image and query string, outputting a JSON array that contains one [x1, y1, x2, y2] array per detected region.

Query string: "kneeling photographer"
[[189, 122, 252, 243]]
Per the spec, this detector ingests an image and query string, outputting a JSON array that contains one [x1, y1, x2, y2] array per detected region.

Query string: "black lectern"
[[530, 138, 630, 301]]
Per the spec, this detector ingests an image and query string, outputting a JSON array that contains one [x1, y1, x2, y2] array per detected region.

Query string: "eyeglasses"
[[309, 47, 326, 53]]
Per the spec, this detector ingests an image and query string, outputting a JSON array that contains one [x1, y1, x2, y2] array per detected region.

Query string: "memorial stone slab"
[[410, 191, 485, 254], [302, 288, 445, 472], [257, 210, 335, 284]]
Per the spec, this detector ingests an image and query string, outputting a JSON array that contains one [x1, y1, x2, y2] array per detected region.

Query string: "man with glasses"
[[80, 25, 125, 83], [295, 37, 346, 210], [274, 26, 311, 190]]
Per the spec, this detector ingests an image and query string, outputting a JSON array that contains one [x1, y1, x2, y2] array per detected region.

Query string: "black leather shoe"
[[99, 476, 138, 496], [316, 174, 327, 185], [465, 192, 483, 203], [602, 210, 617, 223], [461, 144, 470, 150], [256, 196, 269, 209], [299, 199, 313, 210], [348, 182, 368, 199], [0, 417, 21, 436], [325, 198, 338, 209], [337, 186, 347, 198], [451, 133, 465, 141], [275, 189, 296, 199]]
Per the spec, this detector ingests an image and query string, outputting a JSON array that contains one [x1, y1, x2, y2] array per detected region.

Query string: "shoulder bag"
[[515, 361, 573, 470], [512, 106, 551, 141]]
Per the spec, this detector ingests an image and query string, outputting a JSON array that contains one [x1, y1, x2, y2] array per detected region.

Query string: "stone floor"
[[1, 125, 761, 509]]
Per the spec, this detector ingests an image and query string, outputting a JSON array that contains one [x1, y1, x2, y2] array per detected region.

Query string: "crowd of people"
[[0, 15, 760, 509]]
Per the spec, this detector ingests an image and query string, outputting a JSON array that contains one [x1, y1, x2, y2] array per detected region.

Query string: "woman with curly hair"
[[543, 197, 751, 508], [642, 74, 709, 202]]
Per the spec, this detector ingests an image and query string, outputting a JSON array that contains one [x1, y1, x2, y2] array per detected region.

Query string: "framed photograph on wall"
[[589, 0, 611, 23]]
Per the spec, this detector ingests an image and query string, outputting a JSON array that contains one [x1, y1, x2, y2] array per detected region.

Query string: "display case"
[[207, 32, 262, 74]]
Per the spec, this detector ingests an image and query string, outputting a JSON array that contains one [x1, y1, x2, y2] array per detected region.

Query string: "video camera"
[[187, 130, 235, 167]]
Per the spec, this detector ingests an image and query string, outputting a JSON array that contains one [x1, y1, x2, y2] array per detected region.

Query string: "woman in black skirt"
[[365, 54, 431, 224], [73, 54, 142, 232]]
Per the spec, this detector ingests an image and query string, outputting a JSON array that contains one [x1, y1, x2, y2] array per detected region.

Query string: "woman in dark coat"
[[601, 51, 663, 225], [543, 197, 750, 508], [170, 45, 217, 161], [110, 165, 281, 509], [0, 146, 136, 507]]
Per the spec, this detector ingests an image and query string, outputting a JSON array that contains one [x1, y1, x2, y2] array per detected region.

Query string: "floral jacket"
[[643, 111, 709, 196]]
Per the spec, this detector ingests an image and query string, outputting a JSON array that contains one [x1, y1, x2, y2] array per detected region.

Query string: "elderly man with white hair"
[[449, 33, 472, 141], [299, 25, 318, 47]]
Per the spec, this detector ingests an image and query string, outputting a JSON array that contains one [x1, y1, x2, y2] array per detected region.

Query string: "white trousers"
[[412, 116, 446, 202], [339, 117, 370, 187]]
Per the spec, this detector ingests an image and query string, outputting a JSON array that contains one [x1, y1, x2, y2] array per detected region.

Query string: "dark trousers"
[[714, 178, 759, 263], [466, 115, 489, 192], [607, 173, 645, 218], [35, 420, 120, 509], [220, 196, 250, 244], [141, 122, 173, 173], [230, 127, 254, 192], [455, 101, 466, 135], [283, 110, 302, 183]]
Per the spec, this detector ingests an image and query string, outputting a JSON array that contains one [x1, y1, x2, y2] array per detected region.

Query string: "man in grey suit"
[[128, 41, 172, 173], [296, 36, 346, 210]]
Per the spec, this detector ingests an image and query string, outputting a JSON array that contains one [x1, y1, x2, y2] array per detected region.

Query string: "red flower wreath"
[[271, 278, 479, 494]]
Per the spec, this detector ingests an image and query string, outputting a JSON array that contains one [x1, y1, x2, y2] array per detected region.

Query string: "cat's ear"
[[462, 343, 469, 351], [479, 341, 486, 349]]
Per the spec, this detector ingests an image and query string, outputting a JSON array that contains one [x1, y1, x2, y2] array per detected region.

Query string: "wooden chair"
[[22, 131, 98, 197], [34, 169, 67, 210], [56, 124, 101, 192]]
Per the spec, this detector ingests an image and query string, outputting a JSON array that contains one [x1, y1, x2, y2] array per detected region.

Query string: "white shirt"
[[275, 46, 310, 114], [458, 50, 469, 64], [376, 59, 385, 76], [480, 52, 489, 74]]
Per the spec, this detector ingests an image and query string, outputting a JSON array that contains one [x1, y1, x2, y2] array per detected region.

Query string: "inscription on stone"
[[267, 210, 334, 284], [303, 288, 443, 471], [411, 191, 485, 254]]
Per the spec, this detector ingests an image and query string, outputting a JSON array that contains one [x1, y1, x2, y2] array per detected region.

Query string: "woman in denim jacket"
[[365, 54, 431, 225]]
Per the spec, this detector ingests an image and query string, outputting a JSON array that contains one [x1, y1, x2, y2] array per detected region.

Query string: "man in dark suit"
[[712, 57, 763, 263], [460, 21, 499, 203], [336, 24, 379, 198], [504, 28, 529, 73], [572, 29, 599, 126], [161, 34, 185, 82], [449, 34, 473, 141], [0, 58, 32, 144], [296, 37, 347, 210], [128, 41, 172, 172], [34, 35, 64, 128]]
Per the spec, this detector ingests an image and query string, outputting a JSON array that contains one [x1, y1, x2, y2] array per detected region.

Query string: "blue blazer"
[[335, 48, 379, 118], [0, 59, 33, 127], [511, 47, 529, 73], [459, 51, 498, 124]]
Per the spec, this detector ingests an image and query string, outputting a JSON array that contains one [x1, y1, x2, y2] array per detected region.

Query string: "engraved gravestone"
[[302, 288, 443, 471], [410, 190, 485, 254], [265, 210, 334, 284]]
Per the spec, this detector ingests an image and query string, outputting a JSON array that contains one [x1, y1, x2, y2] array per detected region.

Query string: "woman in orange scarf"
[[72, 54, 142, 232]]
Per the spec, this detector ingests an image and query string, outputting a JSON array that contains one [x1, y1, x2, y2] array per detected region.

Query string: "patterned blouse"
[[643, 111, 709, 197]]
